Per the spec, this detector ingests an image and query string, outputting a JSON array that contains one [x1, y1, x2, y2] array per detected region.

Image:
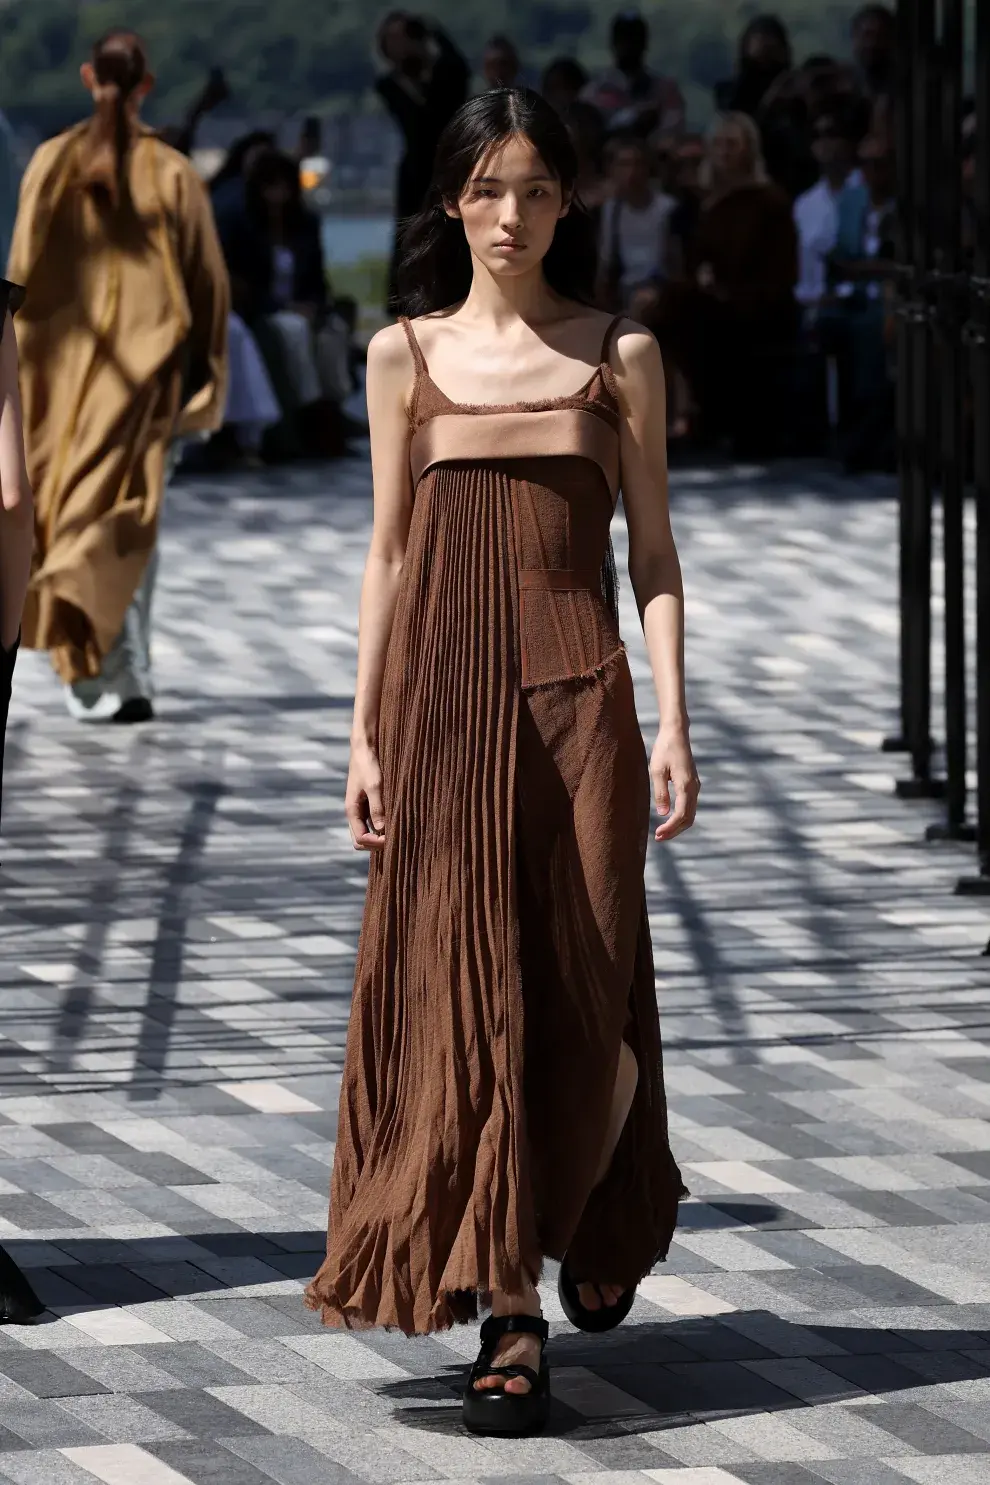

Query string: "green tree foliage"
[[0, 0, 868, 131]]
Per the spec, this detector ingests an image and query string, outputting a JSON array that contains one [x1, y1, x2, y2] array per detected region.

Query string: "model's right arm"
[[346, 323, 415, 851]]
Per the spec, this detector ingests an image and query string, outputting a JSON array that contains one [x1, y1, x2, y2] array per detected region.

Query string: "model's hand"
[[346, 741, 386, 851], [651, 725, 700, 842]]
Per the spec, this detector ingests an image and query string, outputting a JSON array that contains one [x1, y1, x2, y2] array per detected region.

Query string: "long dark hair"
[[81, 30, 149, 205], [396, 88, 598, 316]]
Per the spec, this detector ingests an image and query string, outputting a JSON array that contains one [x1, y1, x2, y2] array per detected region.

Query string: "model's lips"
[[493, 240, 525, 251]]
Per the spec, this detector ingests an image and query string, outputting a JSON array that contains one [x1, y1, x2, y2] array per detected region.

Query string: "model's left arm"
[[612, 322, 700, 842]]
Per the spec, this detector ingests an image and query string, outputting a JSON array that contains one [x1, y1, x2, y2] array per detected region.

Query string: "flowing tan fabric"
[[8, 122, 229, 683], [305, 316, 684, 1337]]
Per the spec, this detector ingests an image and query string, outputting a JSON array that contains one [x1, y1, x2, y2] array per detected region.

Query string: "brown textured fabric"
[[9, 123, 229, 684], [410, 406, 620, 499], [305, 315, 684, 1336]]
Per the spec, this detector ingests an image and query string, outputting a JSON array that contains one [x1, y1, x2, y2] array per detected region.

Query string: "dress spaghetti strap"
[[600, 313, 626, 368], [398, 316, 429, 423], [399, 315, 428, 375]]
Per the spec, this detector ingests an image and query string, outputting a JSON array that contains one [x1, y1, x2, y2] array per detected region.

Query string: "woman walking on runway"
[[306, 88, 698, 1435], [8, 29, 228, 722]]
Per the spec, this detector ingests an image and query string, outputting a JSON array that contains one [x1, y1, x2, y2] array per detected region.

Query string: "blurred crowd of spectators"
[[166, 4, 977, 475], [544, 5, 903, 469]]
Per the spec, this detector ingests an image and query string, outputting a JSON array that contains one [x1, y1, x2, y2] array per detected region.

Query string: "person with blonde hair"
[[651, 110, 798, 445], [9, 29, 229, 722]]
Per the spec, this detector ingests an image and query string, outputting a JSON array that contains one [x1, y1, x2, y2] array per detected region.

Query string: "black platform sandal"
[[558, 1256, 636, 1333], [462, 1313, 551, 1436], [0, 1246, 44, 1324]]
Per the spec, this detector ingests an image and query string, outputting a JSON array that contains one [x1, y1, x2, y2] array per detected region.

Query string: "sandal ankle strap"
[[479, 1313, 549, 1348]]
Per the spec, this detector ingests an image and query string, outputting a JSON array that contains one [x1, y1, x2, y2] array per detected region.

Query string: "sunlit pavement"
[[2, 454, 989, 1485]]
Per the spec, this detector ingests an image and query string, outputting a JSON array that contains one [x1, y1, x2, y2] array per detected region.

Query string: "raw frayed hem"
[[521, 643, 627, 695], [303, 1252, 545, 1338]]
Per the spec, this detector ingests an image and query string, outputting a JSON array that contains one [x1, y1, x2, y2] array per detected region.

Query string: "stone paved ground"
[[2, 454, 990, 1485]]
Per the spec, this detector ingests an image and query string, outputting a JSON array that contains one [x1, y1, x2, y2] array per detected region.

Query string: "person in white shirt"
[[793, 100, 867, 318], [598, 135, 677, 318]]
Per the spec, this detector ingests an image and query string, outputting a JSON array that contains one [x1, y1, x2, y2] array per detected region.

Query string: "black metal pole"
[[957, 0, 990, 906], [883, 0, 916, 756], [896, 0, 944, 800], [927, 0, 972, 841]]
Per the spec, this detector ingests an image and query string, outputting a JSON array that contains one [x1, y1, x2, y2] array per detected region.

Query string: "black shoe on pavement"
[[113, 698, 155, 724]]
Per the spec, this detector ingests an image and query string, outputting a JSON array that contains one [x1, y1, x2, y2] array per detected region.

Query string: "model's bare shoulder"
[[610, 320, 665, 385], [366, 322, 418, 415], [367, 321, 416, 376]]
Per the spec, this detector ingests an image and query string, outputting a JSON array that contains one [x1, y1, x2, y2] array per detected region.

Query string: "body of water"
[[321, 214, 393, 266]]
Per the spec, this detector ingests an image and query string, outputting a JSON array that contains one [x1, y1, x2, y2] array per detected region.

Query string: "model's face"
[[448, 134, 568, 279]]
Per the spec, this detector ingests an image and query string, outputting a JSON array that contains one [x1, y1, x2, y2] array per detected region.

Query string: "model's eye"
[[528, 187, 547, 198]]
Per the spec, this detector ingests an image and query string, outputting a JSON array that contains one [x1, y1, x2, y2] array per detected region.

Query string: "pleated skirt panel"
[[307, 464, 540, 1333]]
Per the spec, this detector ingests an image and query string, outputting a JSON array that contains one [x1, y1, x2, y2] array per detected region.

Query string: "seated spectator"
[[582, 11, 684, 138], [210, 130, 276, 224], [218, 149, 354, 458], [482, 35, 521, 90], [598, 135, 677, 317], [818, 135, 897, 471], [715, 15, 791, 117], [794, 98, 867, 318], [541, 56, 588, 118], [651, 111, 799, 446], [223, 313, 282, 464]]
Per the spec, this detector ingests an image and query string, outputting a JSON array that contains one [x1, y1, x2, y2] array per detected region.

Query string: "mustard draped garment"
[[8, 122, 229, 682]]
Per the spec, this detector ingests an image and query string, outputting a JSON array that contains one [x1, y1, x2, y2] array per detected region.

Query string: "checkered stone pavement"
[[1, 450, 989, 1485]]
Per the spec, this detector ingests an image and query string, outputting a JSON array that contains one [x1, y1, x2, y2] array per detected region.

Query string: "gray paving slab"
[[1, 457, 988, 1484]]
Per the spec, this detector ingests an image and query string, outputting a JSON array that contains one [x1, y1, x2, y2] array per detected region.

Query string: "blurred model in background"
[[9, 29, 228, 723]]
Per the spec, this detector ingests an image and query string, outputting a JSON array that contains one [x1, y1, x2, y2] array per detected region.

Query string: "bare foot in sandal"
[[473, 1286, 543, 1394]]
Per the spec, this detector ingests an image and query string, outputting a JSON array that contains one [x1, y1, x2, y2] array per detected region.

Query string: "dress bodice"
[[397, 315, 627, 692], [401, 315, 624, 506]]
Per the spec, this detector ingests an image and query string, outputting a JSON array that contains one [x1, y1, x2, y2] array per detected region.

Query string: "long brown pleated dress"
[[306, 314, 684, 1336]]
